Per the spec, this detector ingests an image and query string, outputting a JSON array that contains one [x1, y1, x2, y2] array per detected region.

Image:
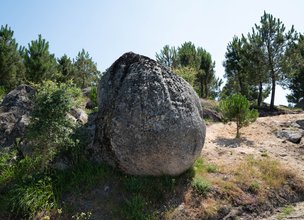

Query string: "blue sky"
[[1, 0, 303, 105]]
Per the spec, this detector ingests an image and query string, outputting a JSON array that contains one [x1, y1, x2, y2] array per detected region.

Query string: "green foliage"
[[122, 195, 147, 220], [223, 11, 297, 109], [0, 24, 25, 90], [193, 158, 205, 173], [0, 149, 16, 186], [57, 54, 76, 83], [219, 94, 259, 138], [285, 35, 304, 104], [178, 41, 200, 68], [155, 45, 178, 69], [0, 86, 6, 101], [73, 49, 100, 88], [24, 35, 58, 83], [0, 151, 54, 218], [191, 176, 211, 196], [206, 164, 218, 173], [173, 66, 196, 88], [54, 161, 112, 195], [281, 205, 295, 215], [222, 36, 270, 105], [255, 11, 297, 110], [9, 177, 55, 218], [27, 81, 83, 169], [157, 42, 221, 99], [196, 48, 217, 98], [89, 86, 98, 107], [248, 180, 260, 194]]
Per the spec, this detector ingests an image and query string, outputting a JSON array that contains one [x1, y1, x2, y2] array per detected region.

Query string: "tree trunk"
[[236, 120, 240, 138], [270, 72, 276, 111], [238, 74, 243, 95], [258, 81, 263, 107]]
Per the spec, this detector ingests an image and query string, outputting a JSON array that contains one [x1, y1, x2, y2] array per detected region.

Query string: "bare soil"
[[203, 113, 304, 219], [204, 113, 304, 176], [60, 113, 304, 220]]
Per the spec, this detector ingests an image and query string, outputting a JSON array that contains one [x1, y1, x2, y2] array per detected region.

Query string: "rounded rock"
[[93, 52, 206, 176]]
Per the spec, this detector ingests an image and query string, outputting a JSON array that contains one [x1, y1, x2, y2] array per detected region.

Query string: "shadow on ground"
[[213, 137, 255, 148]]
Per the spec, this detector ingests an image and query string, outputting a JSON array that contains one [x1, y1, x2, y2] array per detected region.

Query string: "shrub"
[[219, 94, 258, 138], [26, 80, 83, 169]]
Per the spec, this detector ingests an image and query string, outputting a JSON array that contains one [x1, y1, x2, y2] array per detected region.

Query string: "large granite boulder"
[[92, 52, 206, 176], [0, 85, 35, 148]]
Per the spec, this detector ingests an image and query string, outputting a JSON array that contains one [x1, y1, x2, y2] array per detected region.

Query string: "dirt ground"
[[61, 113, 304, 220], [203, 113, 304, 219]]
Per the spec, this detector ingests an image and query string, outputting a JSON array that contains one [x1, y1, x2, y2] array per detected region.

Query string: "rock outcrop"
[[0, 85, 35, 148], [92, 52, 206, 176]]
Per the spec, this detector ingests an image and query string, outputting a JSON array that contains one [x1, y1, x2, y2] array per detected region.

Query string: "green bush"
[[219, 94, 259, 138], [27, 80, 83, 169], [0, 81, 87, 218]]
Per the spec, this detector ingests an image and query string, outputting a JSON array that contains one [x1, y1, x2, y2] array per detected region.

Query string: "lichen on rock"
[[92, 52, 206, 176]]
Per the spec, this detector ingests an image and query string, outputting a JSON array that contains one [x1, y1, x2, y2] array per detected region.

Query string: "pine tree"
[[155, 45, 178, 69], [73, 49, 100, 88], [220, 94, 259, 138], [197, 48, 216, 98], [255, 11, 297, 110], [0, 25, 25, 90], [223, 37, 250, 97], [285, 35, 304, 104], [24, 35, 58, 83], [57, 54, 75, 83], [178, 41, 199, 68]]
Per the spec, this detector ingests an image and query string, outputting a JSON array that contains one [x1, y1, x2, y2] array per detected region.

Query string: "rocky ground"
[[203, 113, 304, 219], [60, 112, 304, 220]]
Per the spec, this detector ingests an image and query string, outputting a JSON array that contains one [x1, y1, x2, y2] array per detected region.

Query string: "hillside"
[[51, 113, 304, 220]]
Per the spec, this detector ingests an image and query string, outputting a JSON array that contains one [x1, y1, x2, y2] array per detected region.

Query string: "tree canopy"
[[223, 11, 297, 109], [24, 34, 58, 83], [156, 42, 221, 99], [0, 25, 25, 90]]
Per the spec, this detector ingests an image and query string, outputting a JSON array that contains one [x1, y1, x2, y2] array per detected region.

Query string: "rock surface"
[[70, 107, 88, 124], [0, 85, 35, 148], [275, 130, 303, 144], [92, 52, 206, 176]]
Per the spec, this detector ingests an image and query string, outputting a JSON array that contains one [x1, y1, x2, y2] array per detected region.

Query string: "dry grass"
[[202, 198, 221, 217], [186, 155, 304, 219]]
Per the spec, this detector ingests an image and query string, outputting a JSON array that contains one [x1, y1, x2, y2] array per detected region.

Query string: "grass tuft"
[[192, 176, 211, 195]]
